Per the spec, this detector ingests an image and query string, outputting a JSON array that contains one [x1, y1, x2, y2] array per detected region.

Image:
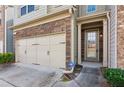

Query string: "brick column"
[[117, 5, 124, 68]]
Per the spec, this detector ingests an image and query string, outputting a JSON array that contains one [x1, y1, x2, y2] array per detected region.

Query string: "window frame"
[[86, 5, 97, 13], [20, 6, 27, 16], [20, 5, 35, 17], [28, 5, 35, 13]]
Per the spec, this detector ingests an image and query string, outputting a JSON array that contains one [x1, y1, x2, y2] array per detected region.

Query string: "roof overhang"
[[77, 11, 110, 24]]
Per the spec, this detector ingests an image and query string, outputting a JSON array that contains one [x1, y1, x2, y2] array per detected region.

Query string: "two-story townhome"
[[12, 5, 124, 69]]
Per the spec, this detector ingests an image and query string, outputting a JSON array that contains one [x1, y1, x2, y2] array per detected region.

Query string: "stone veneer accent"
[[117, 6, 124, 68], [14, 17, 71, 68]]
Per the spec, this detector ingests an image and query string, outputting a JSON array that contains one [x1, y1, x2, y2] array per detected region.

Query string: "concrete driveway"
[[0, 63, 63, 87]]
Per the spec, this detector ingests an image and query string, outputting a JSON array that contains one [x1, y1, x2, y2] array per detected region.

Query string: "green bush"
[[103, 68, 124, 87], [0, 53, 14, 64]]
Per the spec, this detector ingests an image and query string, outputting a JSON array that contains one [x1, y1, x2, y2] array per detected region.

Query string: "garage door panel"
[[26, 46, 36, 59], [37, 45, 49, 66], [26, 46, 37, 64], [16, 39, 26, 62], [26, 38, 36, 46], [18, 46, 27, 63], [36, 36, 49, 45], [50, 44, 66, 68], [50, 34, 65, 45], [17, 39, 27, 46]]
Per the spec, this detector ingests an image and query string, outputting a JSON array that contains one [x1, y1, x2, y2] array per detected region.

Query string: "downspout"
[[114, 6, 117, 68], [69, 6, 78, 64], [107, 12, 111, 68]]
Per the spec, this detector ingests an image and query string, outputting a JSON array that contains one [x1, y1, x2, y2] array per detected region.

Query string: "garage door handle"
[[59, 42, 66, 44], [47, 51, 50, 55], [32, 44, 40, 45], [25, 50, 27, 54]]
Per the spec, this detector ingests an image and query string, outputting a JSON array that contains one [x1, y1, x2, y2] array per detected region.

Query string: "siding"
[[78, 5, 106, 17], [14, 6, 47, 25], [106, 5, 117, 68], [14, 5, 73, 26], [47, 5, 72, 13]]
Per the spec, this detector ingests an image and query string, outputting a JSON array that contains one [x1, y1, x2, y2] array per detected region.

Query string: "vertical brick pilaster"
[[117, 5, 124, 68]]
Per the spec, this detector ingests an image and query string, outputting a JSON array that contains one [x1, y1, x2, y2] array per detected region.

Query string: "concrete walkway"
[[53, 67, 109, 87]]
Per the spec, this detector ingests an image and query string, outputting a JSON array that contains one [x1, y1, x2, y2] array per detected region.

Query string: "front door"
[[85, 29, 99, 62]]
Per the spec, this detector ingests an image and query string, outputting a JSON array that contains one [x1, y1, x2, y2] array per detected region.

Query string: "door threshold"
[[32, 63, 40, 65], [82, 61, 102, 68]]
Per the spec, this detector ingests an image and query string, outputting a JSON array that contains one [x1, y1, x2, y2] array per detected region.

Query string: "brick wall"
[[14, 17, 71, 67], [117, 5, 124, 68]]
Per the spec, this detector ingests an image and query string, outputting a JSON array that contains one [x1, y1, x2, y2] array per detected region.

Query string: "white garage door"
[[16, 33, 66, 69]]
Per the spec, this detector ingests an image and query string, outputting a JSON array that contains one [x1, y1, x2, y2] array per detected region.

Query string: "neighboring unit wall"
[[0, 6, 3, 53], [0, 23, 3, 53], [117, 5, 124, 68], [6, 6, 14, 53], [6, 20, 14, 52]]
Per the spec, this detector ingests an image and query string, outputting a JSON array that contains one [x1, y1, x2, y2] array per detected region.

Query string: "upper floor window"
[[87, 5, 96, 13], [21, 6, 26, 16], [28, 5, 34, 13], [20, 5, 35, 16]]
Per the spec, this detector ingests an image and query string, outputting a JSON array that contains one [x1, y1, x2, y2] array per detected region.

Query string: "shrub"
[[103, 68, 124, 87], [0, 53, 4, 64], [0, 53, 14, 64]]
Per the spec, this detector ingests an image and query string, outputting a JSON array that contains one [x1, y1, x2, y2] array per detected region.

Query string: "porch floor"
[[82, 62, 102, 68]]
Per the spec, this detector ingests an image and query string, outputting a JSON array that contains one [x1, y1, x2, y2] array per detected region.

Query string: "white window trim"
[[27, 5, 35, 13]]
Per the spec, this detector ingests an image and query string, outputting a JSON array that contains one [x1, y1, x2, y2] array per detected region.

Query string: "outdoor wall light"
[[100, 32, 103, 37]]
